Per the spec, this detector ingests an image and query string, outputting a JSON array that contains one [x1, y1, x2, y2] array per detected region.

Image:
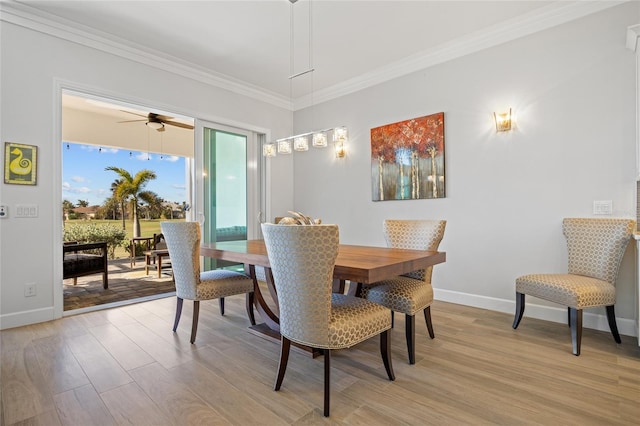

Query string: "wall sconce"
[[263, 142, 277, 158], [333, 126, 347, 158], [494, 108, 512, 132]]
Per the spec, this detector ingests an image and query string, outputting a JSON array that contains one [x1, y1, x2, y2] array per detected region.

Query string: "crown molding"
[[0, 1, 627, 112], [0, 1, 291, 110], [295, 0, 628, 110]]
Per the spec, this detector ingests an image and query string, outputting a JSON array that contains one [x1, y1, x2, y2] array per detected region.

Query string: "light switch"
[[593, 200, 612, 215], [15, 204, 38, 218]]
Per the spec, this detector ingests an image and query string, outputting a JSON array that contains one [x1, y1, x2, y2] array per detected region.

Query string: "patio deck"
[[63, 257, 176, 311]]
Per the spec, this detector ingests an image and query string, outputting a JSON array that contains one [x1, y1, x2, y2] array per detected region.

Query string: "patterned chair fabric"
[[361, 219, 446, 364], [160, 222, 255, 343], [261, 223, 394, 416], [513, 218, 635, 355]]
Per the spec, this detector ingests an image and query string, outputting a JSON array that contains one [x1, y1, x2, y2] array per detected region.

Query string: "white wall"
[[2, 3, 639, 337], [0, 20, 294, 328], [292, 3, 640, 336]]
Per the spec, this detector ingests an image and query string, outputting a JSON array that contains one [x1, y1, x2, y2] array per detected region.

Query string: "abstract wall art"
[[370, 112, 444, 201]]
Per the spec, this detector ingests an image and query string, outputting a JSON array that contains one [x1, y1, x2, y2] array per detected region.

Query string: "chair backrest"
[[160, 222, 201, 299], [261, 223, 339, 347], [383, 219, 446, 282], [563, 218, 635, 285], [153, 233, 167, 250]]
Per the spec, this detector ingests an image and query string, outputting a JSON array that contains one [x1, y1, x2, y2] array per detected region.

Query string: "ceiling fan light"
[[146, 121, 164, 130]]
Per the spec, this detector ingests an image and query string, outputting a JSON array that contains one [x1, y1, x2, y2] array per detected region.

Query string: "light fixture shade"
[[312, 132, 328, 148], [494, 108, 512, 132], [333, 127, 347, 158], [333, 126, 348, 143], [263, 142, 277, 157], [294, 135, 309, 151], [278, 139, 292, 154], [146, 121, 164, 130], [334, 140, 346, 158]]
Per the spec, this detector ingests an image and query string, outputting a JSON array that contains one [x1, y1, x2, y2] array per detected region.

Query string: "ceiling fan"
[[118, 111, 194, 132]]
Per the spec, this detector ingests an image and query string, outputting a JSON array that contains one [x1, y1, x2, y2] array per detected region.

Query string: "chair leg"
[[190, 300, 200, 344], [380, 329, 395, 381], [424, 306, 435, 339], [567, 307, 571, 327], [391, 311, 394, 328], [569, 308, 582, 356], [512, 292, 525, 329], [173, 297, 183, 332], [219, 298, 225, 316], [606, 305, 622, 344], [274, 336, 291, 391], [405, 314, 416, 365], [246, 292, 256, 325], [324, 348, 331, 417]]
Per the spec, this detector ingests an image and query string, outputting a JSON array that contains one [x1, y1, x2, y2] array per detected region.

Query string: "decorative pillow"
[[277, 211, 322, 225]]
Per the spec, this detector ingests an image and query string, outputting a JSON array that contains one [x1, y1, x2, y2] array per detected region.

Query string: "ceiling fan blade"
[[164, 120, 194, 130], [119, 110, 148, 118], [118, 119, 147, 123], [152, 113, 175, 121]]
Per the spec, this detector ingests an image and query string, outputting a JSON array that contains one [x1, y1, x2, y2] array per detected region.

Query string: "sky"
[[62, 142, 186, 207]]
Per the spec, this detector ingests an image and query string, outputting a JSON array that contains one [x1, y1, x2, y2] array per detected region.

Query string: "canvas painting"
[[370, 112, 445, 201]]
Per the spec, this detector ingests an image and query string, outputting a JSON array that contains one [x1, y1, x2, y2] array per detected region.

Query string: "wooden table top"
[[200, 240, 446, 284]]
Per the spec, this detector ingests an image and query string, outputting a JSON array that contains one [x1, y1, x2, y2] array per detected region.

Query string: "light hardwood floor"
[[1, 295, 639, 425]]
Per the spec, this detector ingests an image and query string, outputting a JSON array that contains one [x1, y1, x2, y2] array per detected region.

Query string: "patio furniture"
[[63, 241, 108, 289]]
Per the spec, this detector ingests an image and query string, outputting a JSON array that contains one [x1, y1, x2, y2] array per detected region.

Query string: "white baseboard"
[[0, 307, 56, 330], [1, 290, 635, 339], [434, 288, 638, 338]]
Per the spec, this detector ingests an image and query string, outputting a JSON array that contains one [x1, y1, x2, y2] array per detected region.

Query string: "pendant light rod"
[[288, 68, 315, 80]]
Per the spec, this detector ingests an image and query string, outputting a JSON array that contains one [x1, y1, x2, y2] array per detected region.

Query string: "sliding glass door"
[[199, 122, 261, 270]]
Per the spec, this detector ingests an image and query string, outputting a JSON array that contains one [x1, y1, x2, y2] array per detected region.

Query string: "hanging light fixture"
[[294, 135, 309, 151], [263, 142, 277, 157], [263, 0, 347, 158], [312, 131, 328, 148]]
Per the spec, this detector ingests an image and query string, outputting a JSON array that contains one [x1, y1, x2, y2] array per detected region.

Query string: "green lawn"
[[64, 218, 184, 258]]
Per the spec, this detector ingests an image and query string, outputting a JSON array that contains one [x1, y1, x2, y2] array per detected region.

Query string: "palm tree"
[[106, 167, 157, 237], [139, 190, 164, 219], [62, 199, 75, 221], [110, 178, 127, 230]]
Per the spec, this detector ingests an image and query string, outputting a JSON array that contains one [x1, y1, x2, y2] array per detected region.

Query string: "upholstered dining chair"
[[261, 223, 395, 417], [513, 218, 635, 356], [361, 219, 446, 365], [160, 222, 255, 344]]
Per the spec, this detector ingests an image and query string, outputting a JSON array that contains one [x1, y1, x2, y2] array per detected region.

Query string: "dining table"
[[200, 239, 446, 355]]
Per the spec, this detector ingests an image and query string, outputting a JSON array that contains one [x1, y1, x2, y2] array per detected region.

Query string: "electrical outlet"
[[24, 283, 36, 297]]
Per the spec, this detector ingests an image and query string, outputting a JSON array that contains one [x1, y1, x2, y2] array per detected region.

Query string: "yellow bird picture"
[[4, 142, 37, 185]]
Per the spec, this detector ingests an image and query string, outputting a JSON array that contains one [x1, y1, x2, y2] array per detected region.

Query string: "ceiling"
[[4, 0, 622, 154], [8, 0, 616, 107]]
